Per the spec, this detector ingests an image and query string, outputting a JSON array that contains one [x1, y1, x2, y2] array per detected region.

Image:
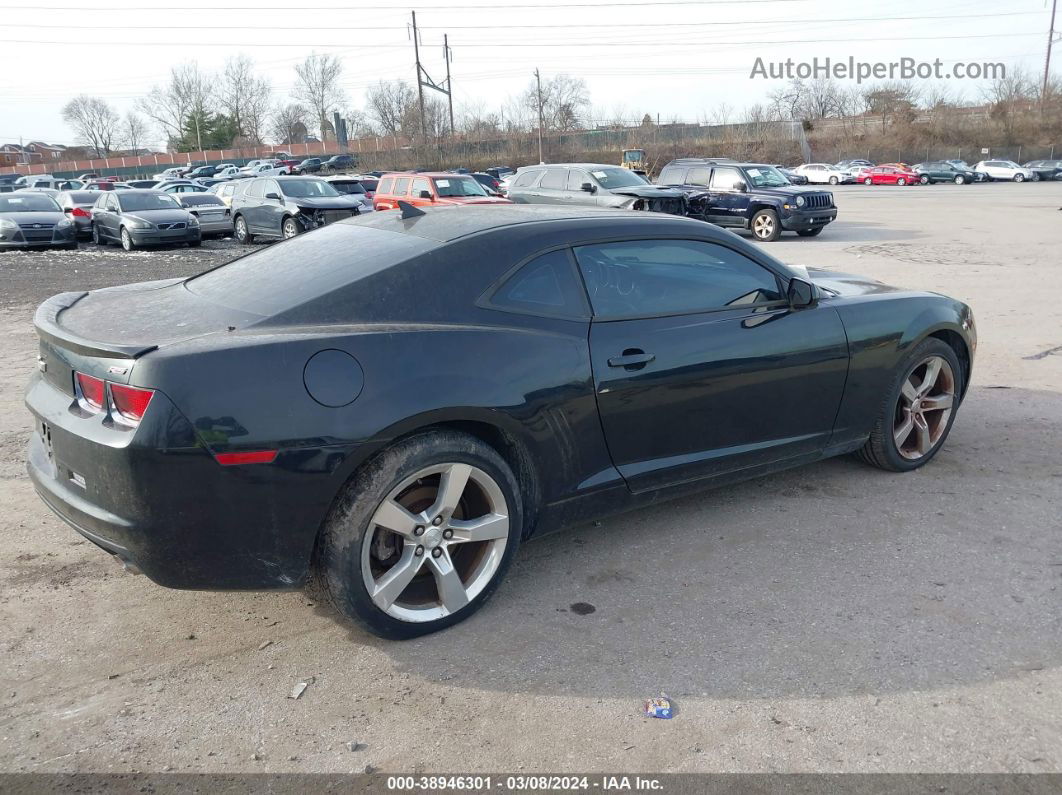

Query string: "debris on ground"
[[345, 741, 361, 752], [258, 640, 273, 651], [289, 676, 315, 699], [644, 694, 674, 719]]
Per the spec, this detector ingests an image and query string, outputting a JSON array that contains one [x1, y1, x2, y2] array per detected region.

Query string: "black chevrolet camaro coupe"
[[25, 205, 975, 638]]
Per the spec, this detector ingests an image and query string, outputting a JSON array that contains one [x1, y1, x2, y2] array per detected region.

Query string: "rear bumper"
[[198, 218, 234, 235], [781, 207, 837, 230], [24, 370, 346, 591]]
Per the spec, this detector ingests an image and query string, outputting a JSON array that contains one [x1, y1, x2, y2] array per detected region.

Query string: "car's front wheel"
[[120, 227, 135, 251], [954, 175, 966, 185], [919, 175, 930, 184], [282, 217, 301, 239], [313, 430, 522, 639], [1013, 173, 1025, 182], [828, 176, 839, 185], [897, 177, 907, 186], [750, 209, 780, 242], [863, 177, 873, 185], [857, 338, 963, 472]]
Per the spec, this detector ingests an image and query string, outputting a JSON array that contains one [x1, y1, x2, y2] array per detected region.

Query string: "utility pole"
[[412, 11, 427, 141], [444, 35, 455, 137], [534, 68, 545, 164], [1044, 0, 1058, 108]]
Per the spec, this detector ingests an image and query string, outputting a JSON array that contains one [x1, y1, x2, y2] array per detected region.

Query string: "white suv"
[[792, 163, 846, 185], [972, 160, 1034, 182]]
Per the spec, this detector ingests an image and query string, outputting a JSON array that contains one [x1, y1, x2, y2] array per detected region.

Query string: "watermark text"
[[750, 56, 1005, 83]]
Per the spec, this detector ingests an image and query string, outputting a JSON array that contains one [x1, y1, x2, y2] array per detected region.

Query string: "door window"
[[512, 169, 543, 187], [574, 239, 783, 319], [394, 177, 411, 195], [539, 169, 567, 190], [658, 167, 686, 185], [709, 167, 744, 190], [565, 169, 592, 191], [411, 178, 432, 197], [687, 167, 710, 185]]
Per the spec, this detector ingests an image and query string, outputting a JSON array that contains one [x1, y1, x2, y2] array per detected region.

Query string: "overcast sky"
[[0, 0, 1054, 148]]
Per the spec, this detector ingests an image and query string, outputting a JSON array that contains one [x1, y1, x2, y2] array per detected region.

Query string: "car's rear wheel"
[[857, 338, 963, 472], [91, 223, 104, 246], [954, 175, 966, 185], [282, 217, 301, 239], [234, 215, 254, 244], [750, 209, 780, 242], [863, 177, 873, 185], [796, 227, 823, 237], [313, 430, 522, 639], [120, 227, 135, 251]]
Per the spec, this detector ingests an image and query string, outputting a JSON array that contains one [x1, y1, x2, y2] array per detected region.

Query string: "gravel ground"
[[1, 185, 1061, 774]]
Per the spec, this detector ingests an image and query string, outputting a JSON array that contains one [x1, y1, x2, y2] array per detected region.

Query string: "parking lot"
[[1, 183, 1061, 773]]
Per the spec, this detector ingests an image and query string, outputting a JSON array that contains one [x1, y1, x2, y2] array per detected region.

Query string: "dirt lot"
[[1, 184, 1061, 774]]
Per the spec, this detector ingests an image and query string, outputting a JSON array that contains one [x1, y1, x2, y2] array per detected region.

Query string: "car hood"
[[608, 185, 686, 199], [1, 211, 66, 225], [805, 268, 905, 297], [127, 209, 191, 223], [290, 196, 363, 210]]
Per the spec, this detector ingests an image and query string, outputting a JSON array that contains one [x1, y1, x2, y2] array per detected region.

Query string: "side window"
[[394, 177, 411, 195], [565, 169, 591, 191], [573, 239, 783, 319], [411, 177, 431, 197], [658, 167, 684, 185], [512, 169, 542, 187], [266, 180, 281, 197], [378, 177, 393, 194], [686, 167, 710, 186], [709, 167, 744, 190], [107, 193, 119, 211], [247, 180, 265, 199], [539, 169, 567, 190], [487, 250, 588, 319]]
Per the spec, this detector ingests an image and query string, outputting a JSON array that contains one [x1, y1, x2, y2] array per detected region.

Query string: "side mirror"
[[734, 181, 748, 192], [580, 182, 596, 193], [418, 190, 432, 199], [265, 192, 281, 200], [787, 277, 816, 309]]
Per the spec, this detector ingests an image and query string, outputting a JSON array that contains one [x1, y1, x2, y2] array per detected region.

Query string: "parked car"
[[485, 166, 514, 180], [156, 180, 209, 194], [321, 177, 376, 214], [842, 166, 873, 183], [15, 175, 81, 191], [211, 181, 240, 207], [471, 172, 503, 194], [239, 162, 288, 178], [860, 165, 921, 186], [971, 160, 1034, 182], [505, 164, 685, 214], [657, 158, 836, 241], [293, 157, 323, 175], [323, 153, 357, 171], [84, 180, 127, 191], [791, 163, 847, 185], [174, 193, 234, 238], [76, 172, 100, 181], [125, 180, 160, 189], [0, 191, 77, 249], [212, 166, 242, 180], [24, 205, 976, 638], [90, 189, 201, 251], [775, 166, 808, 185], [912, 162, 977, 184], [835, 159, 873, 169], [1022, 160, 1062, 181], [373, 172, 513, 211], [55, 190, 101, 240], [944, 160, 989, 182], [152, 167, 186, 181], [231, 176, 366, 243]]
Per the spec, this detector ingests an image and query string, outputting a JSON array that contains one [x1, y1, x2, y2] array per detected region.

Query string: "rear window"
[[179, 194, 225, 206], [185, 224, 435, 316], [329, 180, 367, 195], [512, 169, 542, 187]]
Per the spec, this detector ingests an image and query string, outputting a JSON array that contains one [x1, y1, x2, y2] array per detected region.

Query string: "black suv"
[[658, 158, 836, 241], [323, 153, 357, 172]]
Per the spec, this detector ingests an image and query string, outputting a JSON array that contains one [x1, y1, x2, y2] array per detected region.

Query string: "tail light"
[[110, 383, 154, 424], [214, 450, 278, 466], [71, 206, 91, 218], [76, 372, 105, 411]]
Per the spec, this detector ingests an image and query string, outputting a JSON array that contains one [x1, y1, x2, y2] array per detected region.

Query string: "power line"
[[5, 0, 810, 9]]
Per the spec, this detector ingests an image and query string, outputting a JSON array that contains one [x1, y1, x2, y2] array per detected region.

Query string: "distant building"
[[27, 141, 67, 160]]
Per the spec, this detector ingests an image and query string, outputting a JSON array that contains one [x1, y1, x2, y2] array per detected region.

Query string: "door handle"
[[607, 351, 655, 369]]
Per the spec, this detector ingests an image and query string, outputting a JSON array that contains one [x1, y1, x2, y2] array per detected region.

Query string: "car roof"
[[344, 204, 704, 243], [381, 171, 476, 178], [515, 163, 629, 171]]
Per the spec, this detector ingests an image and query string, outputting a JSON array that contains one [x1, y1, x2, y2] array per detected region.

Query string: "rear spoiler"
[[34, 292, 158, 359]]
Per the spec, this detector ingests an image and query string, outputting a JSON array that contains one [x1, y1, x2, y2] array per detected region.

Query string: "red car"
[[862, 166, 920, 186], [373, 172, 513, 211]]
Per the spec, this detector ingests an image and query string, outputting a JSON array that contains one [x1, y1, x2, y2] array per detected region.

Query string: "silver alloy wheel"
[[361, 462, 510, 623], [893, 355, 956, 460], [920, 175, 929, 184], [752, 213, 775, 239], [954, 175, 964, 184], [282, 218, 299, 239], [1014, 173, 1025, 182], [235, 216, 247, 241], [121, 228, 132, 250], [864, 177, 872, 185], [897, 177, 907, 185]]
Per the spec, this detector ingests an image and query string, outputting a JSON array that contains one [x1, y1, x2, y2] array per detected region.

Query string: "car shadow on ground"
[[764, 222, 925, 245], [325, 385, 1062, 700]]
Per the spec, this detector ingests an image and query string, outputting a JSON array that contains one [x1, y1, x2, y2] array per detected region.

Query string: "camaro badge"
[[107, 366, 128, 375]]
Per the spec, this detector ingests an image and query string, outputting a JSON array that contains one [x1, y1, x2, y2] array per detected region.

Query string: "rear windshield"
[[0, 194, 60, 212], [185, 223, 435, 316], [329, 180, 367, 195], [178, 194, 225, 206], [119, 193, 181, 211]]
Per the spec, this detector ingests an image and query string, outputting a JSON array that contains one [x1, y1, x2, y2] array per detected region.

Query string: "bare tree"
[[138, 64, 214, 147], [61, 95, 120, 157], [121, 111, 150, 152], [270, 103, 309, 144], [218, 55, 272, 144], [366, 79, 416, 137], [521, 74, 590, 133], [293, 53, 345, 139]]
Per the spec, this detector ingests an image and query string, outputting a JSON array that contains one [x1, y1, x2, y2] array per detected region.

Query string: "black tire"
[[750, 208, 781, 242], [234, 215, 254, 244], [856, 338, 964, 473], [828, 176, 839, 185], [1013, 173, 1025, 183], [954, 175, 966, 185], [281, 216, 301, 239], [919, 174, 929, 184], [92, 223, 104, 246], [796, 227, 823, 237], [863, 177, 873, 185], [313, 430, 523, 639], [897, 177, 907, 186], [120, 227, 135, 251]]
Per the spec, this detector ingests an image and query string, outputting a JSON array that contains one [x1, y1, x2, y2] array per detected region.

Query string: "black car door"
[[577, 237, 849, 493], [707, 166, 749, 226]]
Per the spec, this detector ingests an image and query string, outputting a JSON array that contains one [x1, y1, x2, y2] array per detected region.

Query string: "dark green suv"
[[911, 162, 977, 184]]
